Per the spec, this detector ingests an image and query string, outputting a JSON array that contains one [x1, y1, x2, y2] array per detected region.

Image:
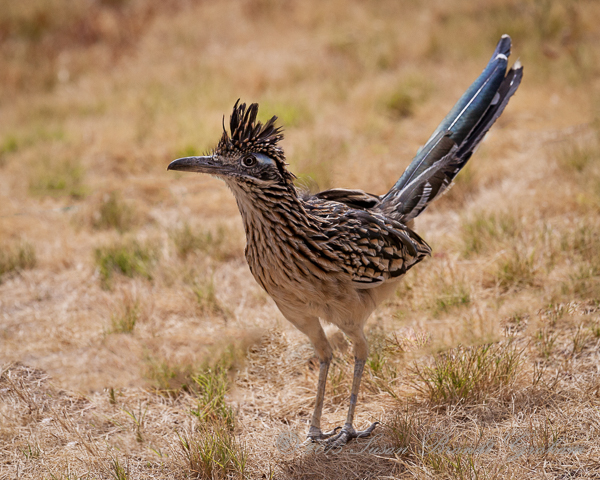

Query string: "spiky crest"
[[216, 100, 295, 185]]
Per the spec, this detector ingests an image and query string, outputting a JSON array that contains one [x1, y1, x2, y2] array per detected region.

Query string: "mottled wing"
[[312, 188, 381, 209], [344, 211, 431, 287], [306, 200, 431, 288]]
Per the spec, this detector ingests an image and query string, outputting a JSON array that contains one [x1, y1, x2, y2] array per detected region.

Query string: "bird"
[[168, 35, 523, 448]]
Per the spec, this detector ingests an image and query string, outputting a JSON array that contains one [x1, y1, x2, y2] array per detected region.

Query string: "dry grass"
[[109, 294, 141, 335], [92, 191, 136, 232], [95, 238, 156, 289], [178, 421, 247, 480], [2, 0, 600, 478], [409, 342, 523, 406], [0, 240, 36, 283]]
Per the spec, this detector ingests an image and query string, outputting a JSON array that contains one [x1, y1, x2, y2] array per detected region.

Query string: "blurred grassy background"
[[1, 0, 600, 478]]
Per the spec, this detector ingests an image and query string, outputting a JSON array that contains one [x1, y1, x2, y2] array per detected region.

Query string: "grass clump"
[[567, 267, 600, 302], [94, 240, 155, 289], [109, 299, 140, 334], [363, 328, 403, 388], [386, 409, 427, 455], [386, 411, 492, 478], [171, 223, 216, 259], [175, 144, 201, 158], [555, 140, 598, 175], [365, 330, 391, 378], [178, 422, 247, 480], [93, 192, 135, 232], [192, 277, 230, 318], [0, 241, 36, 282], [461, 210, 521, 257], [435, 286, 471, 315], [570, 323, 593, 356], [494, 247, 537, 291], [534, 328, 558, 359], [431, 280, 471, 316], [146, 343, 245, 402], [191, 364, 235, 431], [0, 135, 18, 166], [108, 457, 129, 480], [568, 223, 600, 262], [554, 138, 600, 208], [190, 344, 245, 430], [29, 158, 86, 199], [123, 403, 147, 444], [171, 223, 238, 261], [410, 342, 522, 405], [386, 90, 414, 119], [383, 75, 432, 119], [145, 358, 196, 395], [558, 221, 600, 300]]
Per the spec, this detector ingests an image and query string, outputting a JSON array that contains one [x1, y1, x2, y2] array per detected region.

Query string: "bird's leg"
[[325, 333, 379, 448], [346, 357, 365, 428], [277, 309, 336, 442], [306, 356, 341, 441]]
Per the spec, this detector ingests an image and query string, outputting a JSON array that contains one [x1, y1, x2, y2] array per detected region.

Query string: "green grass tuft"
[[0, 135, 18, 166], [172, 223, 217, 259], [191, 364, 235, 431], [494, 247, 537, 291], [534, 327, 557, 359], [144, 357, 195, 395], [410, 342, 522, 405], [109, 299, 140, 334], [559, 221, 600, 301], [556, 141, 597, 174], [192, 277, 230, 318], [383, 75, 432, 120], [94, 240, 155, 289], [461, 210, 521, 257], [386, 90, 414, 119], [171, 223, 238, 261], [0, 241, 36, 282], [189, 344, 244, 429], [145, 342, 246, 400], [123, 404, 147, 444], [29, 158, 87, 199], [108, 457, 129, 480], [175, 144, 201, 158], [178, 421, 247, 480], [432, 280, 471, 317], [93, 192, 135, 232], [365, 329, 396, 378]]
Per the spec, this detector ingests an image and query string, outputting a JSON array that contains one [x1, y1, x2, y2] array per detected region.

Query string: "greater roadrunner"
[[168, 35, 523, 448]]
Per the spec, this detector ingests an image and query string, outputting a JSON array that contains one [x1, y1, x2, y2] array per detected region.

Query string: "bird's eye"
[[242, 155, 257, 167]]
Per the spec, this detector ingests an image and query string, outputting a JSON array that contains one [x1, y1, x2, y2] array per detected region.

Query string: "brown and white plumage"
[[168, 36, 523, 447]]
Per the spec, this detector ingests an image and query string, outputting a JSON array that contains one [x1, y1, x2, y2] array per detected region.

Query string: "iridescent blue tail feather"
[[381, 35, 523, 222]]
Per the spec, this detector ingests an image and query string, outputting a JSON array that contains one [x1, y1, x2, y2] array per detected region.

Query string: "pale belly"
[[247, 247, 402, 332]]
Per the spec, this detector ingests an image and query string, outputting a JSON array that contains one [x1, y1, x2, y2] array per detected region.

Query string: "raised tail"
[[380, 35, 523, 223]]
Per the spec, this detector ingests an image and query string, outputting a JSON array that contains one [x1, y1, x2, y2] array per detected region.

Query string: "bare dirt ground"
[[1, 1, 600, 478]]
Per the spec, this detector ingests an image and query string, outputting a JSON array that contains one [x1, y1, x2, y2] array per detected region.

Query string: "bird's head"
[[167, 101, 295, 189]]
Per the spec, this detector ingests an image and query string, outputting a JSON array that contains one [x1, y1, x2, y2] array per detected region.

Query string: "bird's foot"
[[305, 425, 342, 442], [323, 421, 379, 450]]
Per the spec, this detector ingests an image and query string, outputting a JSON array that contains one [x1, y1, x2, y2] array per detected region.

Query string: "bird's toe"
[[306, 425, 342, 442], [323, 422, 379, 450], [355, 421, 379, 438]]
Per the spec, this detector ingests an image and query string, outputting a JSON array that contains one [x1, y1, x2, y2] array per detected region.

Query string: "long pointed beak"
[[167, 155, 222, 174]]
